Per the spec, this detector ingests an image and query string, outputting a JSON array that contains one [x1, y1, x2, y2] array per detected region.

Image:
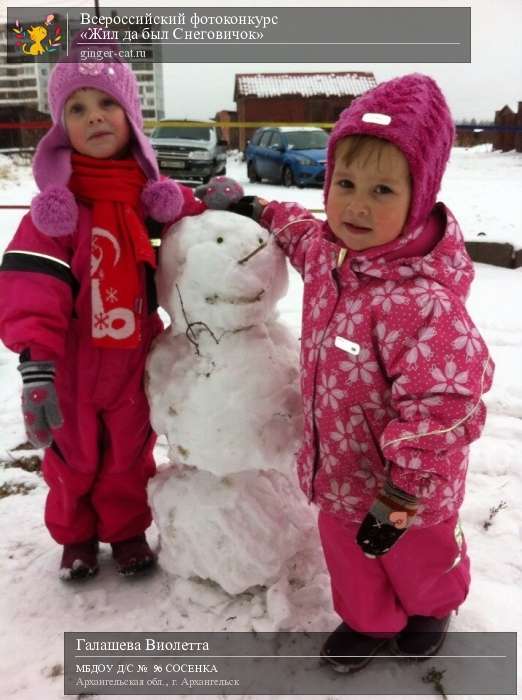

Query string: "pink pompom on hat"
[[324, 73, 455, 235], [31, 40, 182, 236]]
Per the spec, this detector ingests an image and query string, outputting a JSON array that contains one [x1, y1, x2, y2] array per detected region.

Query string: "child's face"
[[64, 88, 131, 159], [326, 139, 411, 251]]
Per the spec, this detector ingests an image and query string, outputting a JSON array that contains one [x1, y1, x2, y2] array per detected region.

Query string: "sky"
[[2, 0, 521, 122], [160, 0, 522, 122]]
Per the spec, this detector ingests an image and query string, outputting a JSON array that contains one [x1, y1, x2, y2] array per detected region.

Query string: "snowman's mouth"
[[205, 290, 265, 305]]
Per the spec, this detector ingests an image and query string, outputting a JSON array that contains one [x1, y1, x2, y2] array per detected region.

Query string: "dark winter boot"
[[320, 622, 391, 673], [59, 538, 99, 581], [111, 534, 156, 576], [389, 614, 451, 660]]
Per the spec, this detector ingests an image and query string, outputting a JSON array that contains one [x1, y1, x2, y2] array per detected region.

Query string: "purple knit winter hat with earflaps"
[[31, 44, 182, 236], [324, 73, 455, 236]]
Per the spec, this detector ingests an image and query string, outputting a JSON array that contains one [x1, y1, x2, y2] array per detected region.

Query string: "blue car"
[[245, 127, 328, 187]]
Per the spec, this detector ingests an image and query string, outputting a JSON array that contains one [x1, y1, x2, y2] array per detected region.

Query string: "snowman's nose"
[[237, 240, 267, 265]]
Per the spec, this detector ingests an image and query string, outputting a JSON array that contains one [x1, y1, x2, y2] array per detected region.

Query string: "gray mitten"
[[196, 176, 268, 222], [18, 360, 63, 448], [195, 176, 244, 209]]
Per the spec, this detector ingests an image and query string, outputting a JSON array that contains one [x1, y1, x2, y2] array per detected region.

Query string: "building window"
[[5, 90, 37, 99]]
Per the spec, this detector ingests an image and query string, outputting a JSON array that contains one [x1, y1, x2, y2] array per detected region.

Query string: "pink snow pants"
[[42, 315, 162, 545], [318, 509, 470, 635]]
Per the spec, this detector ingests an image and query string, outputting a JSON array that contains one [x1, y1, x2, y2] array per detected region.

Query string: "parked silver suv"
[[150, 120, 227, 183]]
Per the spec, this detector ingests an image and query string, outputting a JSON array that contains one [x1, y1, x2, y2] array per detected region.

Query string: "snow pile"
[[441, 147, 522, 246], [149, 467, 313, 595], [0, 153, 33, 192], [0, 153, 13, 180], [146, 210, 314, 594]]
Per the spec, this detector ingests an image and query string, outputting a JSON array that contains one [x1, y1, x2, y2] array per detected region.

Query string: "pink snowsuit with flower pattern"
[[260, 199, 494, 632]]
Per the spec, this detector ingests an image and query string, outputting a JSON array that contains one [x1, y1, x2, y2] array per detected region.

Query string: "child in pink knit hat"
[[0, 50, 205, 580], [199, 73, 494, 669]]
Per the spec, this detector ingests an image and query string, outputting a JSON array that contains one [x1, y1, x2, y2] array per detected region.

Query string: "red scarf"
[[69, 154, 156, 349]]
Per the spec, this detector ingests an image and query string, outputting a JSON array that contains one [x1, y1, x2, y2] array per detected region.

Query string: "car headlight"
[[293, 155, 316, 166], [188, 151, 212, 161]]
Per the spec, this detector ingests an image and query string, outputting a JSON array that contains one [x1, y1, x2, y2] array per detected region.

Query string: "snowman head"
[[157, 210, 288, 334]]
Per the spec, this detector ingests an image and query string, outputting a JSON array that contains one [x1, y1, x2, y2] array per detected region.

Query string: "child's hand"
[[228, 196, 268, 222], [17, 360, 63, 448], [356, 481, 418, 557]]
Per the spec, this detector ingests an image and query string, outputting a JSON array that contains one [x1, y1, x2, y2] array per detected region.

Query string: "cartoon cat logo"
[[12, 15, 62, 56], [23, 25, 48, 55]]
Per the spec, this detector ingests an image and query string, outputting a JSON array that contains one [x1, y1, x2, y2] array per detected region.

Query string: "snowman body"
[[146, 210, 312, 595]]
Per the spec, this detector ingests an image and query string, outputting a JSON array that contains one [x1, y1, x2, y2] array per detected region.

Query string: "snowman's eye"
[[216, 236, 224, 244], [258, 237, 264, 245]]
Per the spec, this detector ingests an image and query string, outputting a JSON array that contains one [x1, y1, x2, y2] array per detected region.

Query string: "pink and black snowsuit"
[[260, 199, 494, 632], [0, 191, 204, 545]]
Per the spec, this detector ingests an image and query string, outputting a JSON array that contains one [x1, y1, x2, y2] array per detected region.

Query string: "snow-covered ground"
[[1, 147, 521, 699]]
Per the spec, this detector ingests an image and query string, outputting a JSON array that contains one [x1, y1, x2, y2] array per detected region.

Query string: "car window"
[[269, 132, 283, 148], [152, 126, 212, 140], [259, 130, 273, 148], [251, 129, 264, 146], [285, 130, 328, 150]]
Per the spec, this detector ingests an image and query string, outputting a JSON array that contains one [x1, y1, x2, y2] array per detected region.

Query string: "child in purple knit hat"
[[0, 50, 205, 580], [199, 73, 494, 669]]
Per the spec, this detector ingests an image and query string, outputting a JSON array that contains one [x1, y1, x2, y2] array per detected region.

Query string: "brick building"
[[234, 71, 377, 151], [493, 103, 522, 153]]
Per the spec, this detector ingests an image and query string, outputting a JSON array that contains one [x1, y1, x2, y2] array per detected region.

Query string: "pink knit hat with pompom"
[[324, 73, 455, 235], [31, 41, 182, 236]]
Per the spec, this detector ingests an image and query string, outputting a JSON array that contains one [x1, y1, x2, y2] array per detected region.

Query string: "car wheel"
[[282, 166, 294, 187], [247, 160, 260, 183]]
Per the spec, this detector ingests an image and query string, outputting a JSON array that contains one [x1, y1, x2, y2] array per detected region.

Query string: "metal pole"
[[94, 0, 100, 19]]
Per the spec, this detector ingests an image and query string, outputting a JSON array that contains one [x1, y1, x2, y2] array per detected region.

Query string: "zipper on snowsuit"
[[308, 246, 350, 502]]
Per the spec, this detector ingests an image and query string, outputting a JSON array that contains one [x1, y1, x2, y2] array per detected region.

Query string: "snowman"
[[146, 208, 315, 596]]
